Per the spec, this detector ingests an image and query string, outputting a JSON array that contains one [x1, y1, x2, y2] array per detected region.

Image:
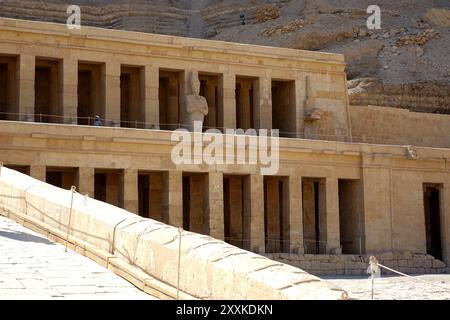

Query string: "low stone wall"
[[0, 167, 346, 300], [349, 105, 450, 148], [264, 253, 448, 276]]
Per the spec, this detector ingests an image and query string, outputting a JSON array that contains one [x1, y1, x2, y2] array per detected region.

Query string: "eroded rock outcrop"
[[348, 78, 450, 114], [424, 8, 450, 27]]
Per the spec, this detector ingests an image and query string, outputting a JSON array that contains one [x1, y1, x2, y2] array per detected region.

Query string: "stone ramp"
[[0, 166, 348, 300]]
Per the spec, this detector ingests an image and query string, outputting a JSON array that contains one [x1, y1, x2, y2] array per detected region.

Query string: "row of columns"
[[14, 55, 279, 130], [26, 164, 340, 254], [32, 165, 341, 254]]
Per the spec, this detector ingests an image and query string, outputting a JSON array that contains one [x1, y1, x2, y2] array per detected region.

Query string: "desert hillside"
[[0, 0, 449, 113]]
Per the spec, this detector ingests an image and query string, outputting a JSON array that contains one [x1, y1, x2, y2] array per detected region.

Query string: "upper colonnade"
[[0, 17, 351, 140]]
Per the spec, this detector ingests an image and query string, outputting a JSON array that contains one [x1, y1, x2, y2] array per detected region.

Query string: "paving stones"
[[0, 216, 157, 300], [323, 275, 450, 300], [267, 252, 448, 277]]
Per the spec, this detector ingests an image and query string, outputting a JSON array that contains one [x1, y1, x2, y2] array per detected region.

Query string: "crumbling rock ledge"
[[348, 78, 450, 114]]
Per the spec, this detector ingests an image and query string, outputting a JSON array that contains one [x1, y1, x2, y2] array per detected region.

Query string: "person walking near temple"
[[94, 115, 102, 126]]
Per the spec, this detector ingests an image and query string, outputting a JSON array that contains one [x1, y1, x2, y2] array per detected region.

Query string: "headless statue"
[[185, 71, 208, 131]]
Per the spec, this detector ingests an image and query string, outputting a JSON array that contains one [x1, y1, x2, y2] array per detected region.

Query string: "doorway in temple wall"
[[423, 184, 443, 260]]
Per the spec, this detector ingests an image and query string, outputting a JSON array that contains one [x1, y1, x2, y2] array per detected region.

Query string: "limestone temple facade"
[[0, 18, 449, 273]]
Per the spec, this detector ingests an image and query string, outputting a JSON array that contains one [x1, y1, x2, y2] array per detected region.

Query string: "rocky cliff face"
[[1, 0, 449, 113]]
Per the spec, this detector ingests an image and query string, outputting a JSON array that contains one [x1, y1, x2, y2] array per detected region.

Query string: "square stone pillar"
[[149, 174, 163, 221], [142, 65, 159, 129], [361, 156, 393, 253], [218, 73, 236, 130], [302, 179, 316, 253], [17, 54, 35, 122], [265, 178, 281, 253], [77, 167, 94, 198], [123, 169, 138, 214], [103, 61, 121, 127], [294, 78, 305, 138], [168, 74, 180, 130], [206, 172, 224, 240], [106, 173, 120, 207], [286, 176, 304, 254], [30, 165, 45, 182], [189, 175, 204, 233], [179, 70, 189, 129], [325, 176, 341, 254], [244, 174, 265, 253], [239, 81, 252, 129], [163, 170, 183, 228], [254, 75, 272, 130], [441, 179, 450, 265], [204, 79, 217, 128], [61, 58, 78, 124], [228, 177, 244, 247]]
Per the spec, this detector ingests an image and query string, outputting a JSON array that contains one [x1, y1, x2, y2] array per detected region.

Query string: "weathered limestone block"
[[386, 260, 399, 268], [264, 253, 274, 260], [288, 176, 304, 254], [279, 253, 292, 260], [402, 251, 413, 260], [123, 169, 138, 214], [77, 167, 94, 198], [320, 262, 337, 271], [143, 65, 159, 129], [325, 177, 340, 254], [379, 252, 395, 260], [254, 74, 272, 130], [265, 179, 281, 253], [30, 165, 46, 182], [218, 73, 236, 130], [163, 171, 183, 227], [61, 58, 78, 124], [362, 165, 392, 252], [244, 174, 265, 253], [398, 260, 407, 267], [17, 54, 35, 121], [416, 268, 426, 274], [299, 261, 312, 269], [206, 172, 224, 240], [433, 260, 446, 269], [104, 60, 121, 126], [412, 259, 423, 268]]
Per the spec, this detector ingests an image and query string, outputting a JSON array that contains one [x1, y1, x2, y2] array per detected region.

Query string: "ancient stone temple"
[[0, 17, 449, 275]]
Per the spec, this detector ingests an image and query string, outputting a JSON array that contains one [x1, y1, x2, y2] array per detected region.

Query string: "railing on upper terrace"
[[0, 110, 420, 146]]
